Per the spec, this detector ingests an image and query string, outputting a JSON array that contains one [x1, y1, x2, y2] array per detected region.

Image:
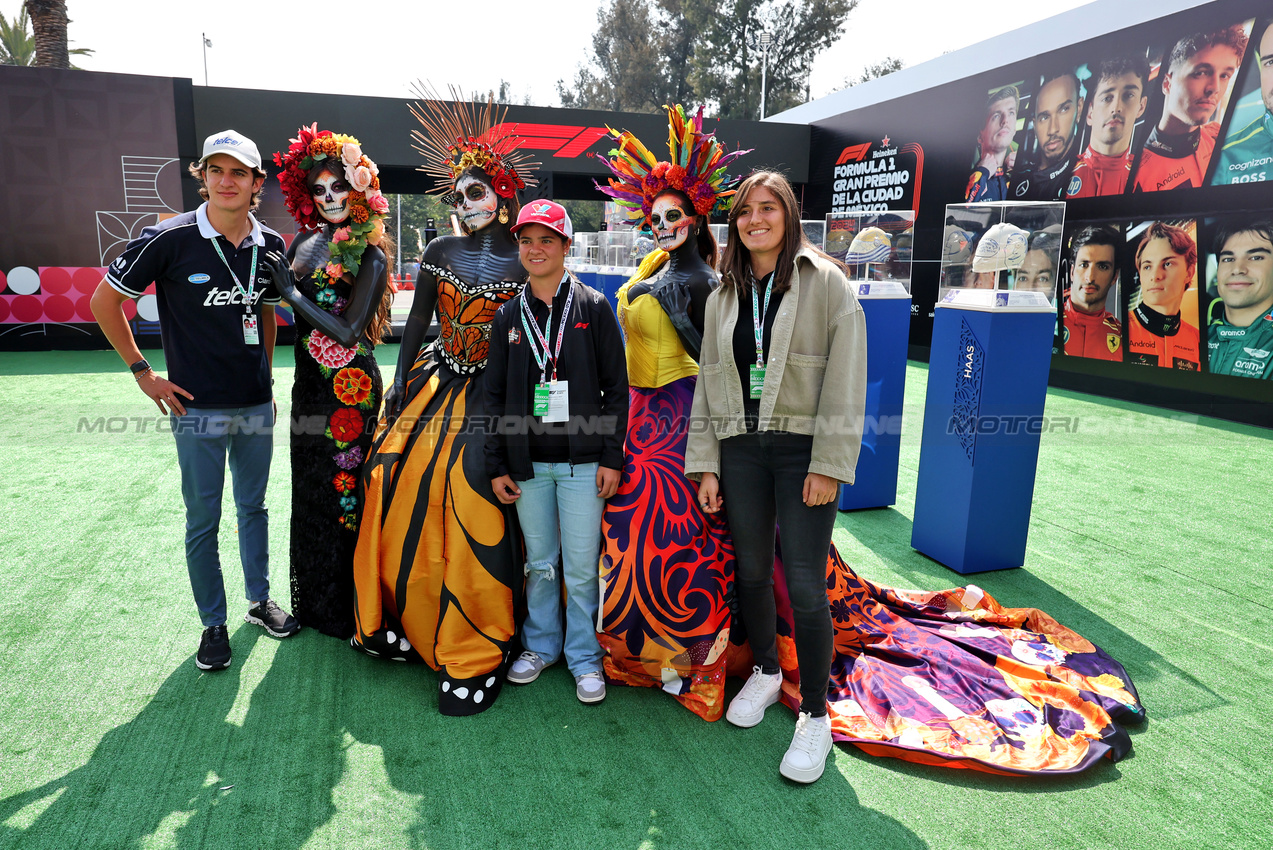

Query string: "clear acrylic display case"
[[825, 210, 915, 297], [938, 201, 1064, 311], [801, 220, 827, 252], [596, 230, 637, 267]]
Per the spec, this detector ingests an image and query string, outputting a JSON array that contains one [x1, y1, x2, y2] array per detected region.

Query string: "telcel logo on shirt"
[[188, 273, 211, 284], [203, 287, 263, 307]]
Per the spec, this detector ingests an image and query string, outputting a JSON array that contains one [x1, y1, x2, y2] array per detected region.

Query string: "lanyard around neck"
[[750, 271, 775, 367], [520, 272, 574, 381], [210, 236, 258, 312]]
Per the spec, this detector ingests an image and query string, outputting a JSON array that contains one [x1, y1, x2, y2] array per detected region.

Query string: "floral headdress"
[[596, 104, 750, 229], [273, 125, 389, 278], [408, 82, 540, 199]]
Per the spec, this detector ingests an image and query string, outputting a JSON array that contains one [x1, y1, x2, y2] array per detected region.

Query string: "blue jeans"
[[171, 403, 274, 627], [514, 461, 605, 677]]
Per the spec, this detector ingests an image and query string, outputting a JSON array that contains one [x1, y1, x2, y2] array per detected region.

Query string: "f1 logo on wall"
[[489, 123, 609, 158]]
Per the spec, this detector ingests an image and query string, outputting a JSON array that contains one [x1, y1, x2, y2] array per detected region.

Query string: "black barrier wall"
[[0, 66, 807, 349]]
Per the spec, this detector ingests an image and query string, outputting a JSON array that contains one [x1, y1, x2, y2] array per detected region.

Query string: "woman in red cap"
[[484, 199, 629, 705]]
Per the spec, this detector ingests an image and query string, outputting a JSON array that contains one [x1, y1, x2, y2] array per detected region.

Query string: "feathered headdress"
[[596, 104, 750, 229], [408, 82, 540, 200]]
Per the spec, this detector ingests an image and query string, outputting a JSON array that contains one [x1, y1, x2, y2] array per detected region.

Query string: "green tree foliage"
[[844, 56, 904, 88], [558, 0, 855, 119], [0, 8, 35, 64], [557, 0, 676, 112], [2, 3, 91, 68], [692, 0, 856, 119]]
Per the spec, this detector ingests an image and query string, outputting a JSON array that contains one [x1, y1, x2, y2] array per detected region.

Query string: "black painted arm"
[[263, 246, 388, 350]]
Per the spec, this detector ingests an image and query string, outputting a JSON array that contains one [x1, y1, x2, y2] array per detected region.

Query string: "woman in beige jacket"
[[685, 171, 867, 783]]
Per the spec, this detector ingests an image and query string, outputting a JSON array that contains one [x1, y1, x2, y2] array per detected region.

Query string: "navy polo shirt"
[[106, 203, 284, 407]]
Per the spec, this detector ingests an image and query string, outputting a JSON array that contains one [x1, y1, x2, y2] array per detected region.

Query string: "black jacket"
[[484, 273, 628, 481]]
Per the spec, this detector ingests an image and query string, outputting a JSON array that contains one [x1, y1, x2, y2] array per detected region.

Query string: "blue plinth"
[[910, 306, 1055, 573], [840, 296, 911, 510]]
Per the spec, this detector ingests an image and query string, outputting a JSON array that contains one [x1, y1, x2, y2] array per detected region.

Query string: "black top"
[[732, 271, 784, 431], [484, 274, 629, 481], [523, 282, 572, 463], [106, 203, 284, 407]]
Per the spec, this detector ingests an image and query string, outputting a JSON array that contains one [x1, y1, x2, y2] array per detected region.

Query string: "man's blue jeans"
[[171, 403, 274, 627], [514, 461, 605, 677]]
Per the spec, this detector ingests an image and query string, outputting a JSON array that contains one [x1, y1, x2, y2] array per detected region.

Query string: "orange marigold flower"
[[333, 367, 373, 405], [333, 471, 357, 493], [349, 203, 370, 224]]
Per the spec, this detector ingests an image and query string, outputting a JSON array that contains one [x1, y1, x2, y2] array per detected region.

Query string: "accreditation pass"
[[533, 380, 569, 423]]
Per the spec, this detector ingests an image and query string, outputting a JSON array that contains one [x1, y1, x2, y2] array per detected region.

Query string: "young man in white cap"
[[90, 130, 299, 672], [484, 200, 628, 704]]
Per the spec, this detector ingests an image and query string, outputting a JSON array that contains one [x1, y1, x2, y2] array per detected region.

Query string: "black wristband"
[[129, 358, 150, 375]]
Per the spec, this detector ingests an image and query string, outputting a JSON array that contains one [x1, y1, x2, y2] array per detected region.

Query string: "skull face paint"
[[310, 170, 351, 224], [651, 194, 693, 252], [453, 174, 499, 232]]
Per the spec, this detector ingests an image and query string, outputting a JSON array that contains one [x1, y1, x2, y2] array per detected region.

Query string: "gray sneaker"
[[244, 599, 300, 638], [507, 650, 550, 684], [575, 672, 606, 704]]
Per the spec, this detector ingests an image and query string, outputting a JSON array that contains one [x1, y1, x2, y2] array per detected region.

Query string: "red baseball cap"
[[512, 200, 574, 241]]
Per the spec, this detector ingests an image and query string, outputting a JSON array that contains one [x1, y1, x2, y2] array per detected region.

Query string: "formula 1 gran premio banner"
[[805, 0, 1273, 408]]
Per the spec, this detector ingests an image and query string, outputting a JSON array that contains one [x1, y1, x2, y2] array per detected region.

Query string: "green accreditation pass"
[[533, 380, 570, 422], [749, 364, 765, 399], [750, 271, 774, 400]]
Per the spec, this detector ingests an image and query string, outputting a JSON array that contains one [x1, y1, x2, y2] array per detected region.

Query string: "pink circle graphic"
[[74, 267, 104, 294], [11, 295, 43, 323], [122, 299, 137, 320], [41, 267, 72, 295], [43, 294, 75, 323], [76, 295, 96, 322], [0, 297, 10, 322]]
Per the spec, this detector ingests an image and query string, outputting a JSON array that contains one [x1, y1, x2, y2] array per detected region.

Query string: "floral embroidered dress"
[[351, 264, 523, 716], [289, 266, 382, 638], [600, 267, 1144, 774]]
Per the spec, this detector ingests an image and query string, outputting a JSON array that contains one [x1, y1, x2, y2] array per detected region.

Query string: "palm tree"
[[0, 8, 36, 65], [25, 0, 69, 68], [2, 2, 92, 68]]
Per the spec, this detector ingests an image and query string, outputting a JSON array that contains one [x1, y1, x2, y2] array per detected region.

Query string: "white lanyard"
[[520, 272, 574, 382], [210, 236, 258, 313]]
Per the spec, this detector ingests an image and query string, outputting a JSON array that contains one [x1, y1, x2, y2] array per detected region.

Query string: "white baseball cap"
[[199, 129, 263, 171], [972, 222, 1029, 272]]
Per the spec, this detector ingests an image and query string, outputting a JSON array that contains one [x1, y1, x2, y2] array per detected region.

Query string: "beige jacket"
[[684, 246, 867, 484]]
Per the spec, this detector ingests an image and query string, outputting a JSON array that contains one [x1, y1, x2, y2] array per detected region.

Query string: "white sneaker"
[[575, 672, 606, 704], [507, 651, 551, 684], [726, 666, 783, 728], [780, 712, 833, 784]]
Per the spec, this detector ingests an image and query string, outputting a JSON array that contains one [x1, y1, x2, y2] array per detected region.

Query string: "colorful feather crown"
[[408, 82, 540, 199], [596, 105, 750, 228]]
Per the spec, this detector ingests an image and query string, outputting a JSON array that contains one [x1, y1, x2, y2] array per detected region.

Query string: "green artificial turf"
[[1, 347, 1270, 849]]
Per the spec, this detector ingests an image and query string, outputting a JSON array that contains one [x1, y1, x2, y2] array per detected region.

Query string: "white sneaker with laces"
[[726, 666, 783, 728], [575, 672, 606, 704], [780, 711, 833, 783], [507, 651, 551, 684]]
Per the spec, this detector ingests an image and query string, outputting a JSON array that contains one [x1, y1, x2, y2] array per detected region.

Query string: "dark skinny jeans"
[[719, 430, 836, 717]]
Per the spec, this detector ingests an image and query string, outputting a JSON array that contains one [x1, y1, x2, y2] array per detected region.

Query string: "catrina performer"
[[594, 104, 747, 719], [265, 126, 393, 640], [598, 109, 1145, 778], [348, 89, 536, 716]]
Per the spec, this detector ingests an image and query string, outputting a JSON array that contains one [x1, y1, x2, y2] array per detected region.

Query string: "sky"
[[52, 0, 1097, 109]]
